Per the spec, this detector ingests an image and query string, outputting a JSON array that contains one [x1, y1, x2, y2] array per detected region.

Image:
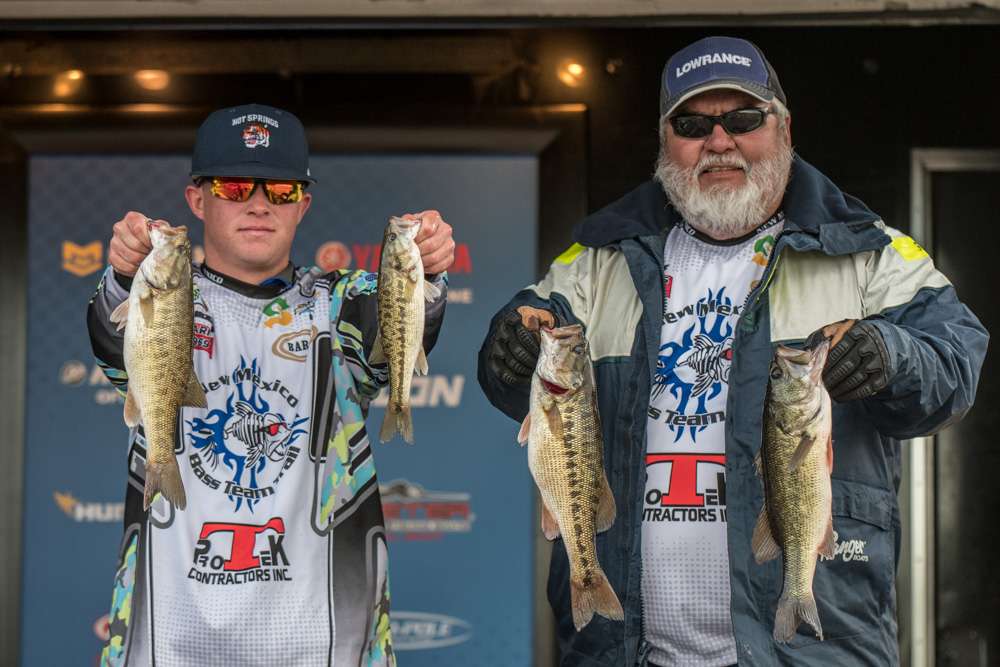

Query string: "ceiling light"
[[134, 69, 170, 91], [557, 60, 586, 88]]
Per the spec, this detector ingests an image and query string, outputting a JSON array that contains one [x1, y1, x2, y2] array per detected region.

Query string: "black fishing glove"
[[810, 320, 892, 402], [487, 310, 542, 387]]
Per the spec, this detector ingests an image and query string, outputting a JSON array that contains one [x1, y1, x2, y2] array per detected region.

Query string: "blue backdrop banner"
[[22, 153, 538, 666]]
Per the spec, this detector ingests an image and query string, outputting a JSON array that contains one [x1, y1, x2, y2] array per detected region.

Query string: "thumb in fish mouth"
[[517, 306, 556, 331]]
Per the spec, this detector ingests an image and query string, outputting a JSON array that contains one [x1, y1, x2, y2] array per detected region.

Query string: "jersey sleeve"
[[85, 267, 131, 395]]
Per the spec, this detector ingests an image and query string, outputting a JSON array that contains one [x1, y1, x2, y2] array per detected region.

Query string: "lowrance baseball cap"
[[660, 36, 786, 118], [190, 103, 315, 183]]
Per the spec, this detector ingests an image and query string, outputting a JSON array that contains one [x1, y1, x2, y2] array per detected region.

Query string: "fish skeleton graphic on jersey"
[[652, 287, 735, 442]]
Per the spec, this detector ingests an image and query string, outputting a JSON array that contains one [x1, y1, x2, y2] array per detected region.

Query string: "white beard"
[[654, 137, 793, 239]]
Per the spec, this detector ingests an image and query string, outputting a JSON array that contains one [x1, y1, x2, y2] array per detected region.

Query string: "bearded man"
[[478, 36, 986, 666]]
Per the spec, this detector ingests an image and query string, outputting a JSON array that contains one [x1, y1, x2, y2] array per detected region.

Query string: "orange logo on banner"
[[62, 241, 103, 277]]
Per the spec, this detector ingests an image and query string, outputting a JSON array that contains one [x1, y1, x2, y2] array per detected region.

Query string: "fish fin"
[[773, 593, 823, 643], [415, 347, 429, 376], [139, 293, 154, 325], [543, 403, 564, 443], [753, 450, 763, 476], [380, 405, 413, 444], [109, 299, 130, 331], [596, 472, 616, 533], [143, 458, 187, 511], [819, 515, 836, 559], [123, 388, 141, 428], [788, 433, 816, 472], [517, 413, 531, 446], [691, 373, 712, 397], [181, 370, 207, 408], [752, 507, 781, 564], [540, 499, 560, 540], [369, 332, 386, 365], [826, 432, 834, 473], [423, 279, 442, 302], [571, 570, 624, 631]]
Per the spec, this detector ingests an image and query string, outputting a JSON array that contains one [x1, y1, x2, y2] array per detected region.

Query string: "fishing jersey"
[[87, 262, 446, 667], [642, 214, 782, 667]]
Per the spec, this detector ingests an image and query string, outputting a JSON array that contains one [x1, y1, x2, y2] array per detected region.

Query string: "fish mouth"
[[541, 379, 570, 395], [543, 324, 583, 340]]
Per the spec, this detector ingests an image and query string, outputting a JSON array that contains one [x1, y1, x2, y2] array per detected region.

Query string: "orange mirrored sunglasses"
[[205, 176, 305, 205]]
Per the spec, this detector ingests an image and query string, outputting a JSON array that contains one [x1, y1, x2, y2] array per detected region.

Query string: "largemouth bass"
[[753, 339, 833, 642], [109, 221, 206, 510], [373, 216, 440, 443], [518, 324, 623, 631]]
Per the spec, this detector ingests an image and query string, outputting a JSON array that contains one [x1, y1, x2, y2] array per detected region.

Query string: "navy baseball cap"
[[660, 36, 786, 118], [190, 103, 315, 183]]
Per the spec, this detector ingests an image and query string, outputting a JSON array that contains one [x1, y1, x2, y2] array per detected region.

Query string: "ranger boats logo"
[[392, 611, 473, 651], [380, 480, 474, 539], [188, 357, 308, 511]]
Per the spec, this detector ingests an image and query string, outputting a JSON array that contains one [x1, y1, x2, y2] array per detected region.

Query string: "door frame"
[[903, 148, 1000, 667]]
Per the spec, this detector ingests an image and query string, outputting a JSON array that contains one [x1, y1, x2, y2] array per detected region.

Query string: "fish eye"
[[572, 344, 584, 355], [769, 365, 782, 381], [388, 233, 397, 241]]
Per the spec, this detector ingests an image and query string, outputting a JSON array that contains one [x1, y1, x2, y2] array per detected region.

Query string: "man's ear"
[[185, 184, 206, 221]]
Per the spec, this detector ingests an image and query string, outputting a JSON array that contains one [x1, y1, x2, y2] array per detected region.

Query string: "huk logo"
[[62, 241, 103, 277], [643, 453, 727, 522], [53, 491, 124, 523], [262, 297, 292, 328], [189, 517, 292, 585], [242, 123, 270, 149], [272, 326, 317, 363], [819, 531, 869, 563], [188, 357, 308, 511]]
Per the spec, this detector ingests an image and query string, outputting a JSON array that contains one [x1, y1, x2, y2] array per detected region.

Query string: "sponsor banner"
[[22, 153, 536, 666]]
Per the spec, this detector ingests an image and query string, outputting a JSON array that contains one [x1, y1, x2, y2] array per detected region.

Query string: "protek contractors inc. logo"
[[314, 240, 475, 304], [187, 357, 308, 511], [59, 359, 123, 405], [190, 517, 292, 585], [380, 479, 475, 540], [371, 375, 464, 409], [392, 611, 473, 651], [651, 288, 736, 442], [272, 326, 317, 363], [675, 52, 752, 78], [53, 491, 123, 523], [819, 531, 870, 563], [644, 454, 727, 523], [62, 240, 103, 277], [241, 123, 271, 149]]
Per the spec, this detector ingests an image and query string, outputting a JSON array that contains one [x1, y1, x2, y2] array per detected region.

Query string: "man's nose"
[[246, 186, 271, 213], [704, 122, 737, 153]]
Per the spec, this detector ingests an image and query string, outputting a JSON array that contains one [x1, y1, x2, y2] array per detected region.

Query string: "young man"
[[88, 103, 454, 666], [479, 37, 987, 666]]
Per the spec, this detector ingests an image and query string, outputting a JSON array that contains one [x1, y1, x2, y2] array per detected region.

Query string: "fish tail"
[[379, 404, 414, 444], [143, 458, 187, 511], [773, 593, 823, 643], [570, 569, 624, 631]]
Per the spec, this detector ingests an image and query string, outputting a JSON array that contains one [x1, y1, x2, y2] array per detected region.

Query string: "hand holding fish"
[[109, 211, 161, 278], [806, 319, 891, 401], [407, 209, 455, 275]]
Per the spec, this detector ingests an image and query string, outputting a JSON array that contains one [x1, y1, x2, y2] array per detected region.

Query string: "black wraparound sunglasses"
[[669, 107, 774, 139]]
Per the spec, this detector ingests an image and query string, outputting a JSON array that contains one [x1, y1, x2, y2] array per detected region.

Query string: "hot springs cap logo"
[[242, 123, 270, 149], [652, 288, 735, 442], [187, 358, 308, 511]]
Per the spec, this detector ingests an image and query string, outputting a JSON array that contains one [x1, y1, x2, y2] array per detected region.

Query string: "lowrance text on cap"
[[660, 36, 786, 117]]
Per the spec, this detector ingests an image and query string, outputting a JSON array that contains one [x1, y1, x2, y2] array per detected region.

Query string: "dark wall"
[[4, 25, 998, 239]]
